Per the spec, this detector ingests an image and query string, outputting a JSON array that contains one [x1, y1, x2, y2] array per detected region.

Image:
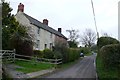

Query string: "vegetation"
[[34, 50, 43, 58], [100, 44, 120, 68], [96, 54, 120, 79], [97, 36, 119, 49], [96, 36, 120, 79], [80, 29, 96, 47], [43, 49, 54, 59], [66, 29, 79, 48], [14, 60, 54, 73], [2, 1, 19, 49], [2, 1, 34, 56], [79, 47, 91, 55], [68, 41, 78, 48]]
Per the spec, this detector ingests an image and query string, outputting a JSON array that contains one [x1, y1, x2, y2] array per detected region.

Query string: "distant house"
[[15, 3, 68, 50]]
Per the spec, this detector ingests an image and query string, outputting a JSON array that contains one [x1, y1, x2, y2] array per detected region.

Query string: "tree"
[[2, 1, 19, 49], [66, 29, 79, 48], [2, 1, 33, 56], [80, 29, 96, 47]]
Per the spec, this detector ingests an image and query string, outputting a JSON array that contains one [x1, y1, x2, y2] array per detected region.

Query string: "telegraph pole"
[[91, 0, 99, 39]]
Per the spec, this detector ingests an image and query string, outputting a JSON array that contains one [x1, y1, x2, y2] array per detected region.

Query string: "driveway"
[[40, 54, 97, 78]]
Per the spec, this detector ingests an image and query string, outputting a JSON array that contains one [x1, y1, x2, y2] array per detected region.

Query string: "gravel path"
[[41, 55, 97, 78]]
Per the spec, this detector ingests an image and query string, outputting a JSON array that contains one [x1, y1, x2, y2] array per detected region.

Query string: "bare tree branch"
[[80, 29, 96, 47]]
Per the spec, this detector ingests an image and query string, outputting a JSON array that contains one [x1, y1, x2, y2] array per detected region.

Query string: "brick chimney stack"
[[17, 3, 24, 12], [58, 28, 62, 33], [43, 19, 48, 25]]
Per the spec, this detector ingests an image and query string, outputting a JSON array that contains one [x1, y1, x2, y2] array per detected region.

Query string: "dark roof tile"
[[23, 13, 67, 39]]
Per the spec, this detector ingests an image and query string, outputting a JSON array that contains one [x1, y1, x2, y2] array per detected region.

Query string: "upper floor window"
[[36, 40, 40, 48], [37, 28, 40, 34], [50, 43, 53, 50], [50, 33, 52, 38]]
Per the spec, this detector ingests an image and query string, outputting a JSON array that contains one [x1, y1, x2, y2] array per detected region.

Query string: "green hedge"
[[68, 48, 80, 62], [100, 44, 120, 68], [97, 37, 119, 49], [79, 47, 91, 54], [43, 49, 54, 59], [34, 48, 80, 63], [33, 50, 43, 58]]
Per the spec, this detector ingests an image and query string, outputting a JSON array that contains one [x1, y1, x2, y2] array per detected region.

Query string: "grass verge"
[[14, 60, 54, 73], [96, 55, 120, 80]]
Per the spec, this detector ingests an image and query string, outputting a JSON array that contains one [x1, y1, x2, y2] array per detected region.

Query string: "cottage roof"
[[23, 13, 67, 40]]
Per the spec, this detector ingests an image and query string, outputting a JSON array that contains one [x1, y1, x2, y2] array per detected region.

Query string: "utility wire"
[[91, 0, 99, 38]]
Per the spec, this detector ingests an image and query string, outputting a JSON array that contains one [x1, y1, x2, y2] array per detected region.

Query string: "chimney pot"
[[43, 19, 48, 25], [17, 3, 24, 12], [58, 28, 62, 33]]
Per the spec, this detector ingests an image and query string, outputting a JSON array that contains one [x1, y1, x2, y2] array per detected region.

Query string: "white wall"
[[15, 11, 55, 50]]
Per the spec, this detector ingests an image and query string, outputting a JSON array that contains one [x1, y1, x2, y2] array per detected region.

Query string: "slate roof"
[[23, 13, 67, 40]]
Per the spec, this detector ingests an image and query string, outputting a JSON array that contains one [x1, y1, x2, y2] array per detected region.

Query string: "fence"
[[0, 50, 15, 63], [15, 54, 62, 65], [1, 50, 62, 65]]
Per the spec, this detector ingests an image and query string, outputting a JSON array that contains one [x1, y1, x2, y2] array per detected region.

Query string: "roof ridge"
[[23, 13, 67, 39]]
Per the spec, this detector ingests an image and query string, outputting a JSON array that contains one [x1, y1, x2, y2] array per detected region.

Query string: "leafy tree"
[[80, 29, 96, 47], [68, 41, 77, 48], [2, 1, 19, 49], [66, 29, 79, 48], [2, 1, 33, 56]]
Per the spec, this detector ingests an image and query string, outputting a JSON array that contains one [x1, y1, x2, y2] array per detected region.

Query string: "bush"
[[68, 48, 80, 62], [79, 47, 91, 54], [43, 49, 54, 59], [100, 44, 120, 68], [97, 37, 119, 49], [53, 51, 62, 59], [33, 50, 43, 58]]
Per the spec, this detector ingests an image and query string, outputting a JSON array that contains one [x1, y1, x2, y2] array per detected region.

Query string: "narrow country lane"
[[41, 54, 97, 79]]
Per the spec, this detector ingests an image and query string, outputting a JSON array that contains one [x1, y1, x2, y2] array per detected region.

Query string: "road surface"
[[41, 55, 97, 78]]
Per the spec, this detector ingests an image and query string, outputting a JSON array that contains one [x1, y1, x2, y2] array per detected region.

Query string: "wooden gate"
[[0, 49, 15, 63]]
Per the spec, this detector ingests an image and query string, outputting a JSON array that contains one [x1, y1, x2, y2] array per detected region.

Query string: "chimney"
[[58, 28, 62, 33], [17, 3, 24, 12], [43, 19, 48, 25]]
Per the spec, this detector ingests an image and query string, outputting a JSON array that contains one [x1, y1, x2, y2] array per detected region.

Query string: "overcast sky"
[[6, 0, 119, 40]]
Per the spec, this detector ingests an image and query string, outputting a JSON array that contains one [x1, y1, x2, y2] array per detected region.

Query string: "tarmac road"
[[41, 55, 97, 79]]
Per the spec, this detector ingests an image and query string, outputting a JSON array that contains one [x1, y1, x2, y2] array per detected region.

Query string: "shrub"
[[33, 50, 43, 58], [79, 47, 91, 54], [100, 44, 120, 68], [60, 47, 69, 63], [53, 51, 62, 59], [43, 49, 54, 59], [68, 48, 79, 62], [97, 37, 119, 49]]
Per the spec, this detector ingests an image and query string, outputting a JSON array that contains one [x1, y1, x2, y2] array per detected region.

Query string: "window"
[[50, 43, 53, 49], [50, 33, 52, 38], [45, 44, 47, 49], [36, 40, 40, 48], [37, 28, 40, 34]]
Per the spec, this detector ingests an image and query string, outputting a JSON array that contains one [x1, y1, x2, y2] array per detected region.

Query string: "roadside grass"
[[14, 57, 82, 73], [14, 60, 54, 73], [96, 55, 120, 80]]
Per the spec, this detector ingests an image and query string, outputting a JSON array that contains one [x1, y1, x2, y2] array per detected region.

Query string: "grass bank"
[[14, 60, 54, 73], [96, 55, 120, 80], [14, 57, 82, 74]]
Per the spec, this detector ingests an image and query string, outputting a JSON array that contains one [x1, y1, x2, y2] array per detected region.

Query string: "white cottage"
[[15, 3, 68, 50]]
